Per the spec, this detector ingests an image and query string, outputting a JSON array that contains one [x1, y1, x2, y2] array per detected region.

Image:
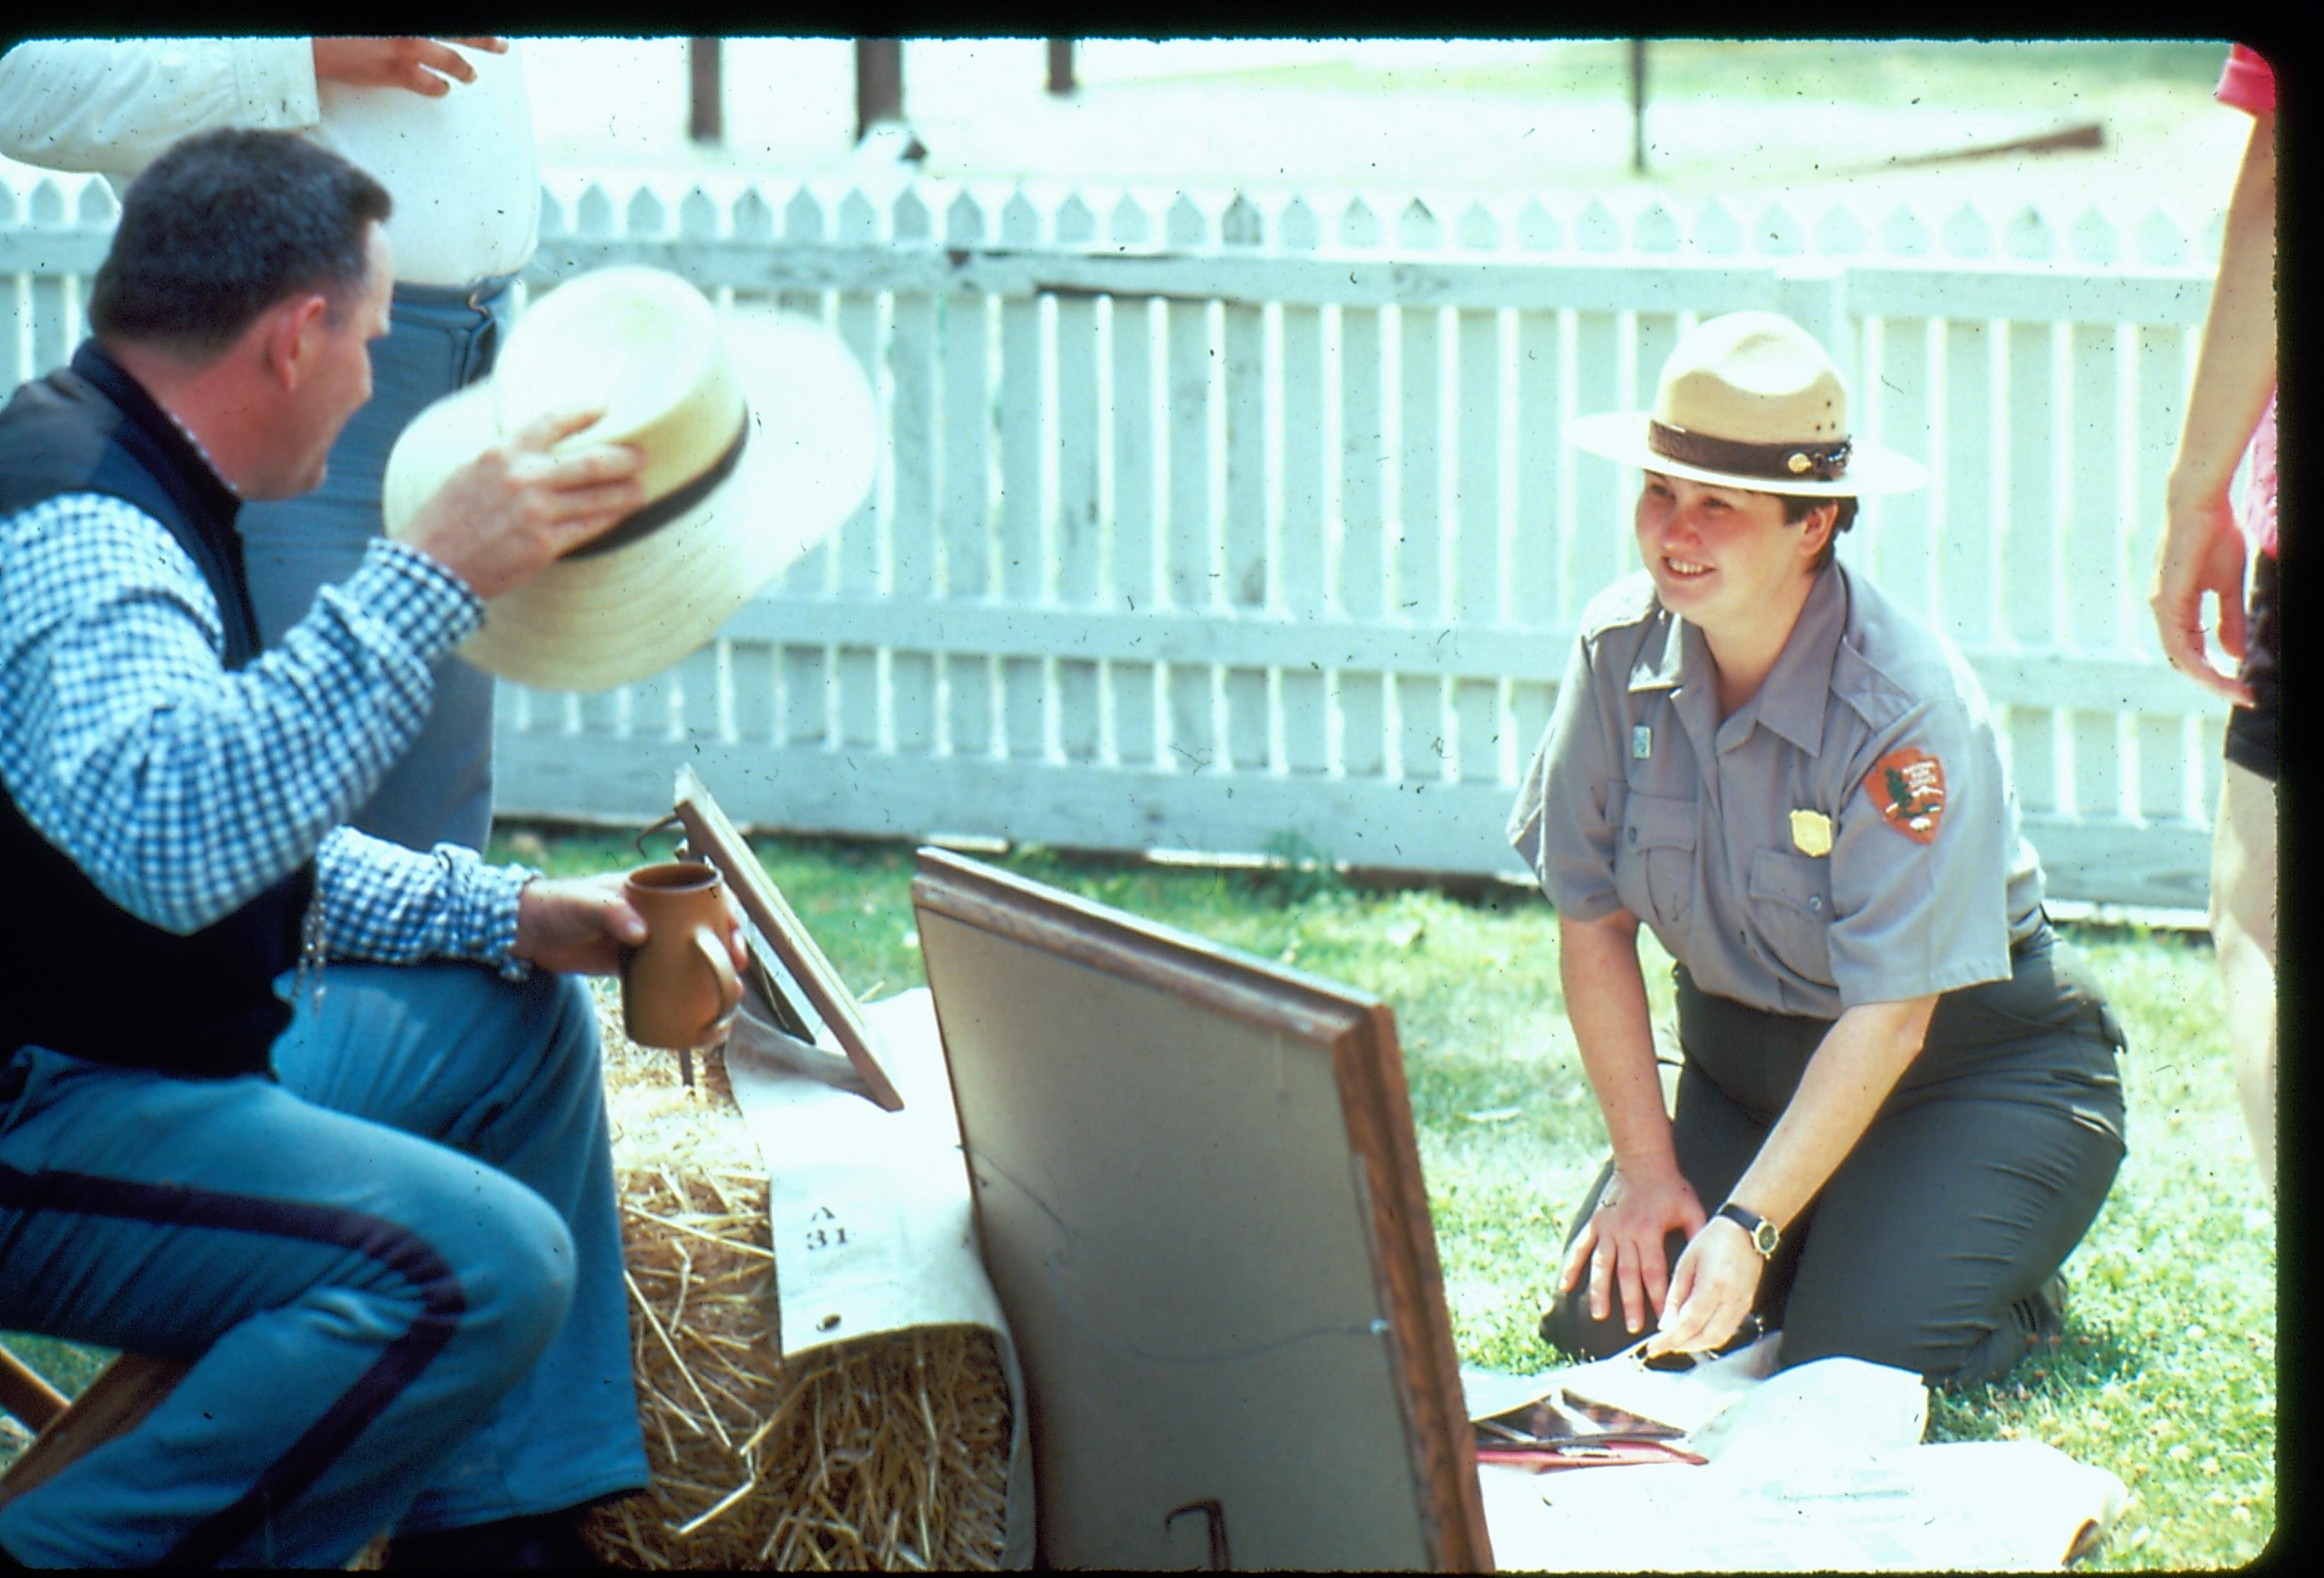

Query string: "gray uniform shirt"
[[1508, 562, 2046, 1018]]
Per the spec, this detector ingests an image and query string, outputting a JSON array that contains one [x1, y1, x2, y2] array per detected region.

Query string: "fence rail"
[[3, 171, 2236, 908]]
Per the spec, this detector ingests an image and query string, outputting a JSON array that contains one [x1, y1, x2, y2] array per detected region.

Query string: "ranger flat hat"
[[1565, 310, 1929, 498], [383, 266, 878, 692]]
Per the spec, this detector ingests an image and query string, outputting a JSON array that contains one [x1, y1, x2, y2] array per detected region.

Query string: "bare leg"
[[2210, 759, 2277, 1198]]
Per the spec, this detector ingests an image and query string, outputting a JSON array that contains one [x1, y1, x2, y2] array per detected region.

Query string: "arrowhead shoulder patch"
[[1862, 747, 1947, 845]]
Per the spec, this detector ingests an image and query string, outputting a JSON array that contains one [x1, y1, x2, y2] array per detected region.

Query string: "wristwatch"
[[1716, 1201, 1782, 1259]]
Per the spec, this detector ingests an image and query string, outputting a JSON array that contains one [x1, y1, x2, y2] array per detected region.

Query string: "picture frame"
[[910, 847, 1492, 1571], [671, 766, 903, 1111]]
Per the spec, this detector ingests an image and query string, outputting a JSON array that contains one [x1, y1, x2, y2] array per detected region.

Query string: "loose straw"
[[579, 978, 1015, 1570]]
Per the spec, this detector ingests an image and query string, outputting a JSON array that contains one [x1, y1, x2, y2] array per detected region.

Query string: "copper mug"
[[620, 861, 742, 1050]]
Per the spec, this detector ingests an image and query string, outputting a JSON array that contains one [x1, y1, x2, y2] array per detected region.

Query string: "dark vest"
[[0, 341, 315, 1077]]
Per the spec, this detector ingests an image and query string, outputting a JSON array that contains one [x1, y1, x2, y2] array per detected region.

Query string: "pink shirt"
[[2217, 45, 2277, 558]]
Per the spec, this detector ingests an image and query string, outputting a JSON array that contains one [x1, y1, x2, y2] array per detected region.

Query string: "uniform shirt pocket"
[[1614, 792, 1698, 937], [1749, 846, 1835, 983]]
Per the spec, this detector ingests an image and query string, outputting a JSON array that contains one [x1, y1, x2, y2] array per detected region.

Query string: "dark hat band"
[[1648, 420, 1851, 484], [565, 410, 751, 562]]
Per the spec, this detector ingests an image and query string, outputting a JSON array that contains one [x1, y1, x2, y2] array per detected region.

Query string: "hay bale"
[[580, 979, 1015, 1570]]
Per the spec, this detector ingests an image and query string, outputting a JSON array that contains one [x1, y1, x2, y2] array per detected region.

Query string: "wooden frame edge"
[[672, 766, 903, 1111]]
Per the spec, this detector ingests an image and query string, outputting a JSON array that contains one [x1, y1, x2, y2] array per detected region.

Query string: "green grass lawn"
[[4, 823, 2273, 1567]]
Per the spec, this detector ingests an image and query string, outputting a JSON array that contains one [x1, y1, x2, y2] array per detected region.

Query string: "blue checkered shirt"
[[0, 491, 536, 974]]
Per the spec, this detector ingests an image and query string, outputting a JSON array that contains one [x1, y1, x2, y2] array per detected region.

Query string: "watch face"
[[1751, 1220, 1780, 1257]]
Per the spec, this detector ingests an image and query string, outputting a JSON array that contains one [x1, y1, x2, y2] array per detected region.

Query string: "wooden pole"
[[1047, 37, 1076, 95], [855, 37, 905, 142], [686, 37, 724, 144], [1630, 38, 1648, 175]]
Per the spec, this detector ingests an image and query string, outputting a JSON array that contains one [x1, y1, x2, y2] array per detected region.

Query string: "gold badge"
[[1790, 809, 1833, 858]]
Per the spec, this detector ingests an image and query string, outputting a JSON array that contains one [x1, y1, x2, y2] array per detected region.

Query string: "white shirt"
[[0, 37, 538, 287]]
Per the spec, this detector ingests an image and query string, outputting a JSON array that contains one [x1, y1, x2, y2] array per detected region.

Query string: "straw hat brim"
[[1566, 409, 1930, 498], [385, 308, 878, 693]]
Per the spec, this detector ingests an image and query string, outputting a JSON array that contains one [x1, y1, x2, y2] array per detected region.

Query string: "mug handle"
[[691, 923, 742, 1038]]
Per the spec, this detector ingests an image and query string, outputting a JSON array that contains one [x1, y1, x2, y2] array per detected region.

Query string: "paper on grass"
[[1477, 1353, 2125, 1570], [722, 987, 1035, 1569], [1686, 1354, 1928, 1463], [1481, 1438, 2126, 1571]]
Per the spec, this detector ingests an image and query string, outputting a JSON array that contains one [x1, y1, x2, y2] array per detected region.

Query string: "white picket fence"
[[2, 172, 2238, 908]]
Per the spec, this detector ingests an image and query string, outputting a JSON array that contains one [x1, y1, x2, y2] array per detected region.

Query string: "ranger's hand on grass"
[[1559, 1162, 1706, 1338], [1643, 1213, 1764, 1358], [512, 872, 751, 978]]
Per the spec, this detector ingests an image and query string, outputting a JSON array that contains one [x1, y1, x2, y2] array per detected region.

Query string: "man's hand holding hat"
[[397, 407, 647, 601]]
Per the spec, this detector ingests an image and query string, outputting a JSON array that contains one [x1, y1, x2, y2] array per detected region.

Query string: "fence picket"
[[2001, 319, 2060, 815], [2065, 323, 2123, 653], [1054, 291, 1103, 764], [1942, 202, 1993, 259], [941, 282, 994, 760], [999, 284, 1046, 764], [886, 291, 939, 755], [1396, 298, 1445, 784], [1863, 314, 1935, 621], [1279, 288, 1330, 778], [1338, 297, 1389, 785], [1566, 310, 1624, 607], [836, 289, 886, 759], [1223, 297, 1270, 773], [1939, 317, 1999, 646], [1694, 198, 1742, 258], [1879, 204, 1930, 259], [1110, 293, 1160, 771], [1513, 309, 1565, 624]]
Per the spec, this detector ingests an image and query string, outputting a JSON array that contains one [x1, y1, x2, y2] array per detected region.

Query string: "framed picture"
[[672, 766, 903, 1110], [910, 848, 1492, 1572]]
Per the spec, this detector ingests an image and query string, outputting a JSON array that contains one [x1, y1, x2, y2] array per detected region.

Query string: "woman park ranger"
[[1509, 311, 2127, 1386]]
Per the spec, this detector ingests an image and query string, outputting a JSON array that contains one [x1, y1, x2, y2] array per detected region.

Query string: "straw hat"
[[383, 267, 878, 692], [1565, 310, 1928, 498]]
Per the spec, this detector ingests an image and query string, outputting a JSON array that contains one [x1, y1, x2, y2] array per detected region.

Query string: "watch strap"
[[1716, 1201, 1781, 1259]]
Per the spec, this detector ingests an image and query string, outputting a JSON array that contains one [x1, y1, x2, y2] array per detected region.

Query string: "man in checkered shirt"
[[0, 129, 730, 1569]]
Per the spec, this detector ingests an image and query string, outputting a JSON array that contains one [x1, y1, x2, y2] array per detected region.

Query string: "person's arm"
[[0, 39, 319, 175], [0, 37, 506, 177], [0, 498, 479, 934], [314, 826, 741, 980], [1645, 994, 1937, 1356], [0, 414, 640, 937], [2152, 108, 2276, 703], [1554, 908, 1710, 1336]]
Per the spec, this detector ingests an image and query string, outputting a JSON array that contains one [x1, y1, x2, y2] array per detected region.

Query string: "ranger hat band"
[[1566, 310, 1929, 498], [1645, 421, 1852, 486]]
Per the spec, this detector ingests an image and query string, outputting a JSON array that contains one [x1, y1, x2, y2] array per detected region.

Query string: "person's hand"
[[401, 409, 646, 600], [1643, 1212, 1766, 1358], [2152, 486, 2257, 707], [512, 871, 751, 978], [1558, 1162, 1707, 1338], [312, 37, 507, 97]]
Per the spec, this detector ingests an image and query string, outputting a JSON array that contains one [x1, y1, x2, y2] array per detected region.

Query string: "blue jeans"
[[0, 964, 647, 1567], [237, 281, 513, 853]]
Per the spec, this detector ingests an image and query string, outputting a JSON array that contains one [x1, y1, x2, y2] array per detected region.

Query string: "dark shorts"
[[2224, 550, 2277, 783], [1544, 930, 2127, 1389]]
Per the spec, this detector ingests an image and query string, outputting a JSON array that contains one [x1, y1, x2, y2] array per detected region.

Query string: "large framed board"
[[910, 848, 1492, 1572]]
